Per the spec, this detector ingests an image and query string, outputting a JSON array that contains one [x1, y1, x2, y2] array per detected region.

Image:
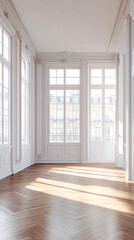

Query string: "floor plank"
[[0, 164, 134, 240]]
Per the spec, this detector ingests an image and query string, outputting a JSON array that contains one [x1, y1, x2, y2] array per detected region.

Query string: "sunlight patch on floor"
[[48, 168, 127, 183], [25, 177, 134, 215]]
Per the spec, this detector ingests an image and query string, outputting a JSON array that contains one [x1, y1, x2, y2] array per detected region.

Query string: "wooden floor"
[[0, 164, 134, 240]]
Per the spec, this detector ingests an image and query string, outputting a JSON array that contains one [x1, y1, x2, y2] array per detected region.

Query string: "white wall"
[[1, 0, 132, 179], [113, 1, 134, 180], [0, 1, 36, 179], [116, 54, 126, 168]]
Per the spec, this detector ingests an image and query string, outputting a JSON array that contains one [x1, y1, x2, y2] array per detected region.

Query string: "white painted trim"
[[37, 52, 116, 61], [35, 160, 81, 164], [0, 144, 12, 149], [0, 170, 12, 180], [12, 161, 34, 174], [0, 5, 15, 36], [0, 0, 37, 56], [88, 65, 116, 164], [108, 0, 130, 52], [108, 0, 134, 53]]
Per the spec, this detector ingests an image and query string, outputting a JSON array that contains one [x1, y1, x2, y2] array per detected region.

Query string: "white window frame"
[[88, 64, 117, 144], [47, 65, 81, 145], [0, 23, 11, 145]]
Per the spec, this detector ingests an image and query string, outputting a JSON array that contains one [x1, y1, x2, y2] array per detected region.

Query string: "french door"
[[89, 66, 116, 163]]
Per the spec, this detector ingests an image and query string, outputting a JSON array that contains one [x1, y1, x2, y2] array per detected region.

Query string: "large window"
[[21, 54, 30, 144], [89, 67, 116, 142], [0, 24, 11, 144], [49, 68, 80, 143]]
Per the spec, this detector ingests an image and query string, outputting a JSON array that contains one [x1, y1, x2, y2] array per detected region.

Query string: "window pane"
[[91, 89, 102, 142], [91, 105, 102, 123], [4, 48, 9, 61], [105, 69, 115, 77], [50, 90, 64, 143], [66, 69, 80, 77], [3, 32, 9, 61], [57, 69, 64, 77], [50, 69, 56, 77], [4, 32, 9, 50], [91, 89, 102, 104], [105, 124, 114, 141], [66, 77, 80, 85], [66, 90, 80, 143], [91, 69, 102, 85], [105, 106, 114, 123], [66, 69, 80, 85], [105, 89, 116, 104], [4, 66, 9, 88], [91, 69, 102, 77], [4, 116, 9, 144], [91, 125, 102, 141], [105, 89, 115, 141], [50, 69, 64, 85], [105, 69, 116, 85], [4, 88, 8, 110], [0, 28, 11, 145], [57, 78, 64, 85], [50, 78, 56, 85], [91, 78, 102, 85]]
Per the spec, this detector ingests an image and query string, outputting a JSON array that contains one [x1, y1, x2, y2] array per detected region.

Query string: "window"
[[49, 68, 80, 143], [0, 24, 11, 144], [89, 67, 116, 142], [105, 69, 116, 85], [21, 54, 30, 144], [91, 69, 102, 85], [66, 90, 80, 142], [50, 90, 64, 143]]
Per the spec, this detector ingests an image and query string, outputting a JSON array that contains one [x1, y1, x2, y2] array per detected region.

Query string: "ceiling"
[[11, 0, 122, 53]]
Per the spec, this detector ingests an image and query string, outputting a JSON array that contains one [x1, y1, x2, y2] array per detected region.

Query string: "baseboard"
[[12, 161, 35, 174], [0, 170, 12, 180], [35, 160, 81, 164], [88, 161, 115, 163]]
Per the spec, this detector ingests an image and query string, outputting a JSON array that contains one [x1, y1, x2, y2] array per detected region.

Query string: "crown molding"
[[37, 52, 116, 62], [0, 0, 37, 57], [108, 0, 131, 53], [0, 4, 15, 35], [129, 0, 134, 17]]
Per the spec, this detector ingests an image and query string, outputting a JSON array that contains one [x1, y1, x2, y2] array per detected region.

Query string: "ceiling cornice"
[[37, 52, 116, 63], [0, 0, 37, 57], [108, 0, 131, 53]]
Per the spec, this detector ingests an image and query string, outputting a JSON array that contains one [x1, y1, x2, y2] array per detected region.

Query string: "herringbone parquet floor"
[[0, 164, 134, 240]]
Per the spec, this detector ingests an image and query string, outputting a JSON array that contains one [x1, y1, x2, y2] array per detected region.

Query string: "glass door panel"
[[89, 67, 116, 163]]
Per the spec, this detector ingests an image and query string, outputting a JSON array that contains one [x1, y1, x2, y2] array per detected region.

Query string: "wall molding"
[[0, 0, 37, 56], [12, 161, 35, 174], [35, 160, 81, 164], [37, 52, 116, 61], [0, 170, 12, 180], [108, 0, 134, 53]]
